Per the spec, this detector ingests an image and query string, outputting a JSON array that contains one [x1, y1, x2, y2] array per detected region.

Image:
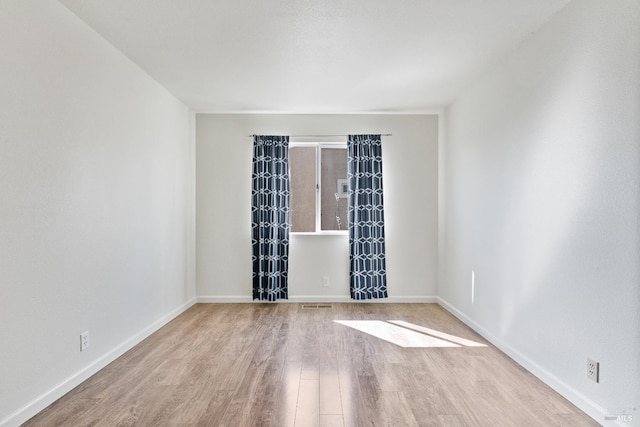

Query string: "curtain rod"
[[246, 133, 391, 137]]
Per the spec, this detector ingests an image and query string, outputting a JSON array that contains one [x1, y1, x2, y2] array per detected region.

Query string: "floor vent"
[[301, 304, 334, 309]]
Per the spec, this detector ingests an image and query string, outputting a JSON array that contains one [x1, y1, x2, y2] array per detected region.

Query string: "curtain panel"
[[251, 135, 290, 301], [347, 134, 388, 300]]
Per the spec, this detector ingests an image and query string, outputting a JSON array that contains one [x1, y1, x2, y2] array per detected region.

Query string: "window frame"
[[289, 141, 348, 235]]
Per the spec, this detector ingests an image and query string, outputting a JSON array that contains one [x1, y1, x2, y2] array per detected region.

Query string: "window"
[[289, 143, 348, 233]]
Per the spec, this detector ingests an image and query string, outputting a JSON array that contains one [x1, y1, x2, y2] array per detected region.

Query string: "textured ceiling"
[[59, 0, 570, 113]]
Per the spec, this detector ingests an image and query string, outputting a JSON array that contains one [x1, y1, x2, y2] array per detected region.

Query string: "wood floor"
[[25, 303, 598, 426]]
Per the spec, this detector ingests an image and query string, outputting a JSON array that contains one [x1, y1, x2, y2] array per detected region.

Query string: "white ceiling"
[[59, 0, 570, 113]]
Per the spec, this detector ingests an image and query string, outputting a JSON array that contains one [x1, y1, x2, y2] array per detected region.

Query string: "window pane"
[[289, 146, 316, 232], [321, 147, 348, 231]]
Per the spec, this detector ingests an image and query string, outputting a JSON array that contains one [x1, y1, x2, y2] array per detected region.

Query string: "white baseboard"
[[436, 297, 613, 426], [0, 298, 197, 427], [197, 295, 438, 303], [197, 295, 252, 303]]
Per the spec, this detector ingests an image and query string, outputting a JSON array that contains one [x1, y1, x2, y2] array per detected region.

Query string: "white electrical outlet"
[[80, 330, 90, 352], [322, 276, 329, 287], [587, 358, 599, 382]]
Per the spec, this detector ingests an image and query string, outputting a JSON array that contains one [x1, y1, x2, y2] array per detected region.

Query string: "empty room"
[[1, 0, 638, 426]]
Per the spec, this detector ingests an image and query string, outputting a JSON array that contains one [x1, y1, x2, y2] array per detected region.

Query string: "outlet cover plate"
[[587, 358, 599, 383], [80, 331, 90, 352]]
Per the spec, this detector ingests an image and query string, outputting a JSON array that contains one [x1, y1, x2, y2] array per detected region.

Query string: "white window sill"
[[290, 231, 348, 236]]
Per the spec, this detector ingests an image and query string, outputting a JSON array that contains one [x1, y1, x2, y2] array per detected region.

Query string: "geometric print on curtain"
[[251, 135, 290, 301], [347, 134, 388, 300]]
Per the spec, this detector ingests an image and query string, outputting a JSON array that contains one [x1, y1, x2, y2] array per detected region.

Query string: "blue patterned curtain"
[[347, 134, 388, 300], [251, 135, 290, 301]]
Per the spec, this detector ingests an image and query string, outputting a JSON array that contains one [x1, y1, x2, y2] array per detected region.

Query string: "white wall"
[[0, 2, 195, 425], [197, 114, 438, 301], [439, 0, 639, 423]]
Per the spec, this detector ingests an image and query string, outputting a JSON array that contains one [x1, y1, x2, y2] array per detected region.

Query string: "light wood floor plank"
[[273, 361, 301, 427], [320, 414, 345, 427], [295, 379, 320, 427], [24, 303, 599, 427], [319, 371, 343, 415]]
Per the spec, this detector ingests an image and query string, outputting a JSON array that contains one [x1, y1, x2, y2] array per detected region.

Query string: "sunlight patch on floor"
[[389, 320, 487, 347], [334, 320, 487, 348], [334, 320, 457, 348]]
